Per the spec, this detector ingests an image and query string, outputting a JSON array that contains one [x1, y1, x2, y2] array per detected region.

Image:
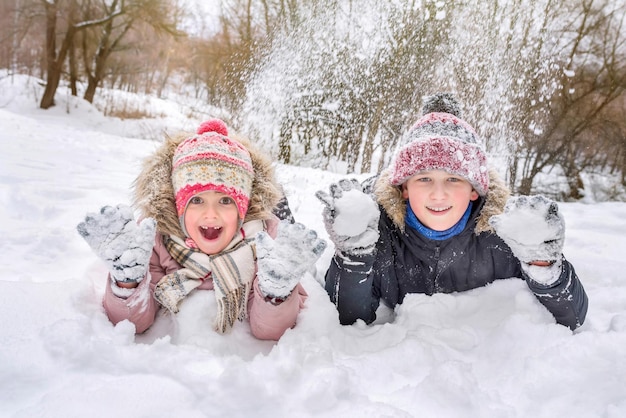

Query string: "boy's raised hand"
[[77, 204, 156, 285], [315, 179, 381, 256], [256, 221, 327, 302], [489, 195, 565, 285]]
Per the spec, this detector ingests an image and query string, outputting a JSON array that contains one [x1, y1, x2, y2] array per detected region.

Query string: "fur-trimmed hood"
[[373, 168, 510, 234], [132, 132, 282, 238]]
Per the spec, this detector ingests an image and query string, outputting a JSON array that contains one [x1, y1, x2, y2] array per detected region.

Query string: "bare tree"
[[513, 0, 626, 196], [39, 0, 125, 109], [80, 0, 182, 103]]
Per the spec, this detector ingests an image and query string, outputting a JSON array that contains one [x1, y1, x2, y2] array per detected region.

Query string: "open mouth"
[[200, 225, 222, 240]]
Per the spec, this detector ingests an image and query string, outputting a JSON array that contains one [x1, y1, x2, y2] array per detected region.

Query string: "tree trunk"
[[40, 4, 77, 109], [69, 35, 78, 96], [518, 177, 533, 196], [40, 1, 59, 109], [40, 68, 61, 109], [83, 77, 98, 103], [565, 173, 584, 200]]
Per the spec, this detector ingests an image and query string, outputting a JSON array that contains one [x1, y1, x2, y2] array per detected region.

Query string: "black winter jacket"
[[324, 170, 588, 330]]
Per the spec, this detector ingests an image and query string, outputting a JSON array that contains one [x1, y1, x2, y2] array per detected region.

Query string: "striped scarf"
[[154, 220, 263, 333]]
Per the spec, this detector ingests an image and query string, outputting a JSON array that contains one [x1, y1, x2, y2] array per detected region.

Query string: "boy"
[[317, 94, 588, 330]]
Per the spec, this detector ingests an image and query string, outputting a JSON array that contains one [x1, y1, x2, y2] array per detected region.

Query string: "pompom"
[[421, 93, 462, 117], [197, 118, 228, 136]]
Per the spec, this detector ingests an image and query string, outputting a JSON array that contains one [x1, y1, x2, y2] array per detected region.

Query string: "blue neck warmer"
[[406, 202, 473, 240]]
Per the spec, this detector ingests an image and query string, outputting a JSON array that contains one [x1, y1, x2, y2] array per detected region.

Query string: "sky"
[[1, 73, 626, 418]]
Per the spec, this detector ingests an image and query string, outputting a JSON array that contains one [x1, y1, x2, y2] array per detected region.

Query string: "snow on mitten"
[[256, 221, 326, 303], [315, 179, 380, 256], [77, 204, 156, 286], [489, 195, 565, 285]]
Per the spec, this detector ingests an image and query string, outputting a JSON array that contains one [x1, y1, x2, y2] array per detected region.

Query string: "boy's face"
[[184, 190, 240, 254], [402, 170, 479, 231]]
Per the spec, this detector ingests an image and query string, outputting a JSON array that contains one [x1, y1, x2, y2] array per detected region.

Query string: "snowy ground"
[[1, 75, 626, 417]]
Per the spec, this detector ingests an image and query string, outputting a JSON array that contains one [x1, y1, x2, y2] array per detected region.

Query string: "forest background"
[[2, 0, 626, 201]]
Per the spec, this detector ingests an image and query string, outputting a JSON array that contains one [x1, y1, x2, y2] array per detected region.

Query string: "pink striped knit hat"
[[172, 119, 254, 235], [389, 93, 489, 196]]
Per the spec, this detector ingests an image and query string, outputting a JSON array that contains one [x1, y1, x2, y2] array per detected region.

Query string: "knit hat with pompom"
[[172, 119, 254, 236], [389, 93, 489, 196]]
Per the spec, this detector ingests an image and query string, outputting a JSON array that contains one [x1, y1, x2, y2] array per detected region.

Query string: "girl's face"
[[402, 170, 479, 231], [184, 191, 240, 255]]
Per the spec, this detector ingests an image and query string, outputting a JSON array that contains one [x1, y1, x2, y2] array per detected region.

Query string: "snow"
[[77, 205, 156, 284], [2, 75, 626, 417], [564, 69, 576, 77], [488, 195, 566, 285], [256, 221, 326, 299], [493, 203, 563, 249], [332, 188, 379, 237]]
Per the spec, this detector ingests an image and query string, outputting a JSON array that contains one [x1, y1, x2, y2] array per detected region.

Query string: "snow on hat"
[[389, 93, 489, 196], [172, 119, 254, 235]]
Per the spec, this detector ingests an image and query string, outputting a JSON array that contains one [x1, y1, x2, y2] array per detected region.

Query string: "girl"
[[78, 119, 325, 340]]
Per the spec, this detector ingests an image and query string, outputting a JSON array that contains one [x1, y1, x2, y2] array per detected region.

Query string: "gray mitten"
[[315, 179, 380, 256], [77, 204, 156, 285], [489, 195, 565, 285], [256, 221, 327, 302]]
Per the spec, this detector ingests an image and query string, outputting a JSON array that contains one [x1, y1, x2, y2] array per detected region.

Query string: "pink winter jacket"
[[102, 219, 308, 340]]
